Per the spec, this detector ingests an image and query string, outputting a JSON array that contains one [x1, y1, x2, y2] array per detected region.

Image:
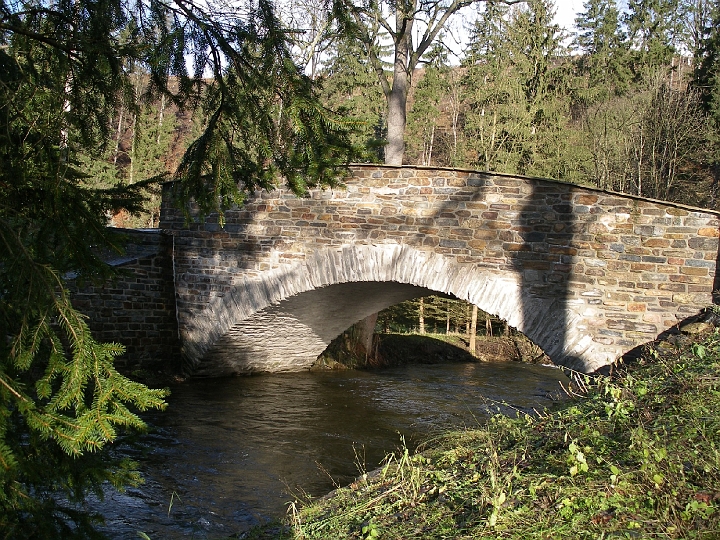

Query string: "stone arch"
[[187, 244, 607, 376]]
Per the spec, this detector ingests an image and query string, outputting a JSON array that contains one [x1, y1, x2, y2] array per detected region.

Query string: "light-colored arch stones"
[[181, 244, 613, 375]]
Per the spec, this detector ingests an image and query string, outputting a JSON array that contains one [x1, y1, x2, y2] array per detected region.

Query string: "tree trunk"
[[157, 93, 166, 145], [419, 297, 425, 334], [356, 313, 378, 360], [426, 125, 435, 166], [385, 12, 411, 165], [386, 74, 408, 164], [446, 300, 451, 334], [450, 77, 460, 164], [113, 106, 124, 165], [129, 110, 137, 184], [469, 305, 478, 356]]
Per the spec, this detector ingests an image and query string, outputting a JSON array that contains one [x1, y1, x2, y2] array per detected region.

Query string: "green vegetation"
[[309, 0, 720, 208], [378, 295, 516, 338], [315, 333, 476, 370], [319, 35, 387, 161], [251, 319, 720, 539], [2, 0, 718, 535], [0, 0, 357, 535]]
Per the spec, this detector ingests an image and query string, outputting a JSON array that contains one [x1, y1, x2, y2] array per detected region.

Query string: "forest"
[[102, 0, 720, 228], [317, 0, 719, 208]]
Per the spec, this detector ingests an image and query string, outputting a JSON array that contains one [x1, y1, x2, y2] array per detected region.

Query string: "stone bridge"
[[144, 164, 719, 376]]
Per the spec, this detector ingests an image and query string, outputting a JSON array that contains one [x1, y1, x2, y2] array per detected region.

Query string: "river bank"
[[243, 313, 720, 539], [92, 358, 567, 539], [313, 330, 551, 371]]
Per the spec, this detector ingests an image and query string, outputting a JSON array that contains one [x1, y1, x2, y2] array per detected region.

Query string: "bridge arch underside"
[[187, 245, 619, 377], [196, 282, 435, 377]]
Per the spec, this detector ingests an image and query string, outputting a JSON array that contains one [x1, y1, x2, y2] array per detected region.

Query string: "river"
[[94, 361, 569, 539]]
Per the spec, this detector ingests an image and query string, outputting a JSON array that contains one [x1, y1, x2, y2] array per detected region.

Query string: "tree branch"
[[350, 9, 392, 97]]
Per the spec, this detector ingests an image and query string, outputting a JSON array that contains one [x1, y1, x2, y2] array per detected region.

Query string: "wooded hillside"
[[94, 0, 720, 227]]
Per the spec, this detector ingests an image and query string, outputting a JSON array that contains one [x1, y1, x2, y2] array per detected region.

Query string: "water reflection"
[[96, 362, 568, 539]]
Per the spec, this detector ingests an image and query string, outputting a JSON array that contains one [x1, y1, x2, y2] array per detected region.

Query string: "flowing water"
[[95, 361, 570, 539]]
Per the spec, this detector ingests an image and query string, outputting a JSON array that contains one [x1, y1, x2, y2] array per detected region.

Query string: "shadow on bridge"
[[510, 180, 580, 370], [206, 173, 584, 373]]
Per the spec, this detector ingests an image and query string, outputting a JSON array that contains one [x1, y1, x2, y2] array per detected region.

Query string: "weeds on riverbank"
[[247, 324, 720, 539]]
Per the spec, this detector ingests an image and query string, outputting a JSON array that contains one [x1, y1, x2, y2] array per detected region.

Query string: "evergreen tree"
[[406, 40, 452, 166], [465, 1, 510, 62], [0, 0, 358, 535], [695, 0, 720, 113], [463, 1, 544, 172], [125, 77, 178, 227], [693, 0, 720, 193], [463, 0, 573, 178], [462, 2, 515, 171], [506, 0, 565, 104], [377, 300, 422, 333], [320, 36, 387, 159], [574, 0, 632, 97], [625, 0, 683, 76], [377, 296, 478, 336]]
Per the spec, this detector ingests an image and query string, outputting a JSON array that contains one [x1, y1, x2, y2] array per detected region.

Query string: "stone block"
[[680, 266, 709, 276], [688, 237, 719, 250]]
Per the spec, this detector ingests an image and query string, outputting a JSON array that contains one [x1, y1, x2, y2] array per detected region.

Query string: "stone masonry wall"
[[69, 229, 181, 372], [160, 165, 720, 374]]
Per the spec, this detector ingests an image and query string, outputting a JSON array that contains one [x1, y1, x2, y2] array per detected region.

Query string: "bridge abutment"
[[69, 229, 181, 372]]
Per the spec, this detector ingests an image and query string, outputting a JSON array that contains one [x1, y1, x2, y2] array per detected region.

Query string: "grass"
[[243, 325, 720, 540]]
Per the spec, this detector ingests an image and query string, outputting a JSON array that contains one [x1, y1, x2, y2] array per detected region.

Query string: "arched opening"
[[196, 280, 562, 376], [187, 244, 611, 376], [196, 281, 435, 376], [315, 294, 552, 371]]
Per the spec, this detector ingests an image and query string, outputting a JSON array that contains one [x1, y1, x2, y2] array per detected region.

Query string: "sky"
[[440, 0, 586, 63], [554, 0, 585, 33]]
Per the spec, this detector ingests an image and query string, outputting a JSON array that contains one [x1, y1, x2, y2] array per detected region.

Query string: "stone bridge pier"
[[155, 165, 720, 376]]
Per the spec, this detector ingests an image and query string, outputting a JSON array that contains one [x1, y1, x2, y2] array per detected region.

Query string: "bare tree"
[[337, 0, 521, 165], [582, 96, 639, 192], [279, 0, 337, 78], [632, 82, 709, 201]]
